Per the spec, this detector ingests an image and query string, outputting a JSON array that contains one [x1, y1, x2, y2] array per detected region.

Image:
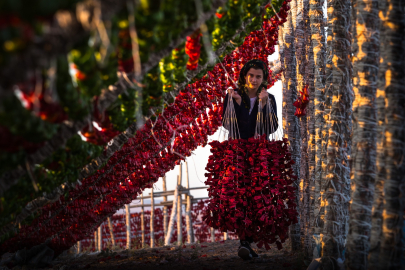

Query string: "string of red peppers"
[[0, 1, 291, 255], [185, 30, 202, 71], [293, 83, 309, 117]]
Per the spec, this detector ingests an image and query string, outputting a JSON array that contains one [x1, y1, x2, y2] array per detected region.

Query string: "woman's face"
[[244, 68, 264, 92]]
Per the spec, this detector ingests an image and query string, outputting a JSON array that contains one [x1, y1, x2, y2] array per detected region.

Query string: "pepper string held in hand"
[[0, 3, 289, 254]]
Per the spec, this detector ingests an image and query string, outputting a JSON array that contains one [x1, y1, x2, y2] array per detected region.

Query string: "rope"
[[254, 92, 282, 141], [222, 91, 240, 140]]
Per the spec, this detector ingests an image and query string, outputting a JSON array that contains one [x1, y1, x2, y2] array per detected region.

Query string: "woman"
[[222, 59, 278, 260], [222, 59, 278, 140]]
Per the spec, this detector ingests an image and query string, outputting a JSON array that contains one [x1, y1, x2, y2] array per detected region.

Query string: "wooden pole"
[[178, 163, 182, 185], [177, 170, 183, 246], [125, 204, 131, 250], [150, 188, 155, 248], [177, 189, 183, 246], [165, 184, 178, 245], [98, 226, 102, 251], [94, 230, 98, 252], [211, 227, 215, 242], [77, 241, 81, 254], [107, 217, 115, 247], [162, 176, 168, 236], [141, 194, 145, 248], [185, 161, 194, 243], [223, 232, 228, 241]]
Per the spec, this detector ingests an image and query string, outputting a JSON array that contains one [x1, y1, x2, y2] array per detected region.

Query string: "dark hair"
[[237, 59, 269, 109]]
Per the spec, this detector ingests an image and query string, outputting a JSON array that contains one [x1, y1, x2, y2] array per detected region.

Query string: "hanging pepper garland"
[[0, 1, 290, 254], [185, 30, 202, 70]]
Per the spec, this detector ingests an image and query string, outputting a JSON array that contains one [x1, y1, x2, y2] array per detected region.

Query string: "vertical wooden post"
[[178, 162, 182, 185], [162, 176, 168, 236], [98, 225, 102, 251], [177, 175, 183, 245], [141, 195, 145, 248], [185, 161, 194, 243], [150, 188, 155, 248], [223, 232, 228, 241], [165, 184, 178, 245], [77, 241, 81, 254], [211, 227, 215, 242], [94, 230, 98, 252], [107, 217, 115, 247], [125, 204, 131, 250]]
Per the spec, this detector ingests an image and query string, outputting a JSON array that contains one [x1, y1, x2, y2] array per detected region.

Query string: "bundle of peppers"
[[203, 136, 298, 250]]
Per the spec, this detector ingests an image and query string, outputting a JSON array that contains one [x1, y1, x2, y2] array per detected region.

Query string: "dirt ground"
[[47, 239, 306, 270]]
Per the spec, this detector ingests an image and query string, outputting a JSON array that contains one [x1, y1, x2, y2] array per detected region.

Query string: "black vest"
[[222, 88, 278, 140]]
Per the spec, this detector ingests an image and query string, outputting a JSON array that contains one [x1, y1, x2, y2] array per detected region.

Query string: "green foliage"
[[0, 0, 79, 21], [264, 0, 285, 18], [107, 88, 137, 132], [56, 56, 92, 120], [0, 95, 58, 142], [212, 0, 244, 51], [0, 0, 80, 66], [142, 66, 163, 115], [0, 135, 103, 235], [69, 46, 104, 98]]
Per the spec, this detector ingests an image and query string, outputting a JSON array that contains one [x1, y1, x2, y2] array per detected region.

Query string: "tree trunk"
[[346, 0, 379, 269], [150, 188, 155, 248], [165, 184, 178, 245], [309, 0, 326, 259], [281, 1, 302, 251], [368, 0, 405, 268], [294, 0, 310, 252], [304, 0, 316, 259], [322, 0, 352, 259]]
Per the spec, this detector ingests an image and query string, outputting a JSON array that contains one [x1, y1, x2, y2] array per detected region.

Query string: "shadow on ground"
[[50, 239, 306, 270]]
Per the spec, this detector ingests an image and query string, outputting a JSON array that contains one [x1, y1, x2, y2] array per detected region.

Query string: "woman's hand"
[[258, 89, 268, 103], [227, 87, 242, 105]]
